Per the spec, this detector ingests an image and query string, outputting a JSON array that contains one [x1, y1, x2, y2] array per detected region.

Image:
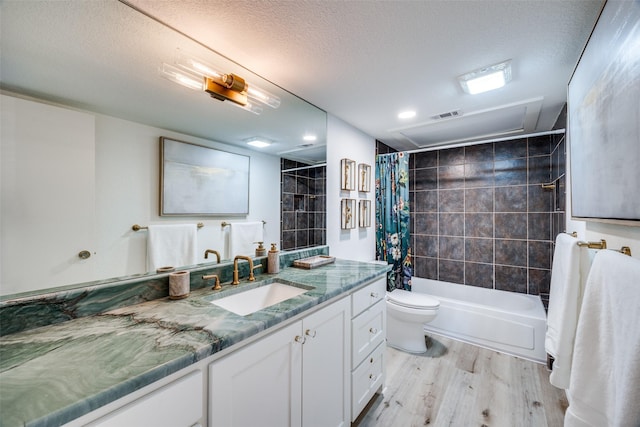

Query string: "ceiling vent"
[[432, 110, 461, 120]]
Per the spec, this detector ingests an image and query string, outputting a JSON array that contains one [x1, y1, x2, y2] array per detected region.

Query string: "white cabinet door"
[[302, 297, 350, 427], [1, 95, 96, 295], [209, 322, 303, 427]]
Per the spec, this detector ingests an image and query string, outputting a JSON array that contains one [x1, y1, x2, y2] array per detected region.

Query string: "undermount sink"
[[211, 282, 313, 316]]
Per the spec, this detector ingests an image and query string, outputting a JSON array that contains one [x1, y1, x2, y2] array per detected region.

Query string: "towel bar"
[[577, 239, 607, 250], [221, 220, 267, 227], [132, 223, 204, 231], [541, 182, 556, 190], [577, 239, 632, 256]]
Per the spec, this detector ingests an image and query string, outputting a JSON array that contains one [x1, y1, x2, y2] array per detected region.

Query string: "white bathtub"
[[412, 277, 547, 363]]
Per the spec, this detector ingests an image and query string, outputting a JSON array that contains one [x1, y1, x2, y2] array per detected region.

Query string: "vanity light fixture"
[[303, 134, 317, 141], [458, 59, 512, 95], [245, 137, 271, 148], [159, 49, 281, 114]]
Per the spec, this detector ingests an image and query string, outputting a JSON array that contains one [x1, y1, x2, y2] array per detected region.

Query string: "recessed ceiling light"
[[398, 110, 416, 119], [458, 60, 512, 95], [303, 134, 317, 141], [246, 137, 271, 148]]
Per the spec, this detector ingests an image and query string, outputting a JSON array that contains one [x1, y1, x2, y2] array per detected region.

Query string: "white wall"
[[326, 114, 376, 261]]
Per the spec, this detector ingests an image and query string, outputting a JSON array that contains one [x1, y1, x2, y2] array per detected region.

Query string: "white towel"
[[146, 224, 198, 272], [565, 250, 640, 427], [228, 221, 263, 259], [545, 233, 590, 389]]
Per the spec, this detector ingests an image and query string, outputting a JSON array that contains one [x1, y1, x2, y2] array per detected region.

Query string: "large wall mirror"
[[0, 0, 327, 297]]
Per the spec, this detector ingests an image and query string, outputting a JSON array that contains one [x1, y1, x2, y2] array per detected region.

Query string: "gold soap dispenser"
[[267, 243, 280, 274]]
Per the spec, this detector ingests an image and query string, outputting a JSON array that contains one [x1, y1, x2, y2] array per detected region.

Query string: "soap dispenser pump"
[[267, 243, 280, 274], [255, 241, 266, 257]]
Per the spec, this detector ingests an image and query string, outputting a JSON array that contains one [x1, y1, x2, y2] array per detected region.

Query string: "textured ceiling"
[[1, 0, 328, 164], [127, 0, 604, 150], [2, 0, 604, 160]]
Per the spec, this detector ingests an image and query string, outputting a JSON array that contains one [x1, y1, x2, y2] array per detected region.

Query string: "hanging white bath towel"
[[228, 221, 263, 259], [146, 224, 198, 272], [564, 250, 640, 427], [545, 232, 590, 389]]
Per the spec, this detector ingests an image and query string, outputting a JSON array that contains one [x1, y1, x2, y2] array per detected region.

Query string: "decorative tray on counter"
[[293, 255, 336, 269]]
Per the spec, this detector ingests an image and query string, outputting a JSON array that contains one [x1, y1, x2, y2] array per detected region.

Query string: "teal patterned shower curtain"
[[375, 152, 412, 291]]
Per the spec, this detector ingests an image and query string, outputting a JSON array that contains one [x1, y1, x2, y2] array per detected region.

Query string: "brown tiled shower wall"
[[400, 133, 566, 296], [281, 159, 327, 251]]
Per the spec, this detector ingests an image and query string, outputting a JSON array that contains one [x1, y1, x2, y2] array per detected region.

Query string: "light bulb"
[[158, 63, 203, 91], [175, 49, 223, 81], [247, 85, 281, 109], [230, 100, 263, 115]]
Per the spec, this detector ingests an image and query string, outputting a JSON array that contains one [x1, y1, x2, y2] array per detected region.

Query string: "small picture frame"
[[341, 158, 356, 191], [359, 200, 371, 227], [358, 163, 371, 192], [341, 198, 356, 229]]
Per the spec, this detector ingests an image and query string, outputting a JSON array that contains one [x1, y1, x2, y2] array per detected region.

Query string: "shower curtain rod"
[[397, 129, 566, 155], [281, 163, 327, 173]]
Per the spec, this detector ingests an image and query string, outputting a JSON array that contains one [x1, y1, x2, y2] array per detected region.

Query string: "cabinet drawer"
[[351, 299, 385, 367], [89, 370, 203, 427], [351, 342, 384, 421], [352, 277, 385, 317]]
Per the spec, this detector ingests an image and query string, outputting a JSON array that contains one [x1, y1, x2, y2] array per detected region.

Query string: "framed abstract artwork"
[[341, 158, 355, 191], [568, 0, 640, 224], [359, 199, 371, 228], [341, 198, 356, 229], [160, 137, 249, 216], [358, 163, 371, 192]]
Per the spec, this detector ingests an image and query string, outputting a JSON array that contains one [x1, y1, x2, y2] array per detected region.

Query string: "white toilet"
[[386, 289, 440, 353]]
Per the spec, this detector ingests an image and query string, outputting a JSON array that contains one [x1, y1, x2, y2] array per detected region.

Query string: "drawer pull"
[[305, 329, 317, 338], [369, 327, 378, 334], [370, 292, 379, 298], [370, 357, 374, 364], [294, 335, 306, 344]]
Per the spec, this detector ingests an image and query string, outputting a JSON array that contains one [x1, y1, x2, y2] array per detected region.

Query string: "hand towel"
[[546, 233, 590, 389], [564, 250, 640, 427], [146, 224, 198, 272], [228, 221, 263, 259]]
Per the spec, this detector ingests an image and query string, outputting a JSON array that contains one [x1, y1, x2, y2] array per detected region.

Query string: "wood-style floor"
[[355, 335, 568, 427]]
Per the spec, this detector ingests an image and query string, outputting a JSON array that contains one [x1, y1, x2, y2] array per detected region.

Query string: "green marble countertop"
[[0, 259, 388, 427]]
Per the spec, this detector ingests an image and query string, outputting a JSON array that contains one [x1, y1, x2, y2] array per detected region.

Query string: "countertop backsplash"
[[0, 246, 330, 336]]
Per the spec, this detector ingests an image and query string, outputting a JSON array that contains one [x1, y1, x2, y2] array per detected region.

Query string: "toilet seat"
[[387, 289, 440, 310]]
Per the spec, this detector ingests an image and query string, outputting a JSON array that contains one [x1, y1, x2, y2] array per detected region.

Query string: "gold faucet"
[[204, 249, 220, 263], [202, 274, 221, 290], [232, 255, 255, 285]]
